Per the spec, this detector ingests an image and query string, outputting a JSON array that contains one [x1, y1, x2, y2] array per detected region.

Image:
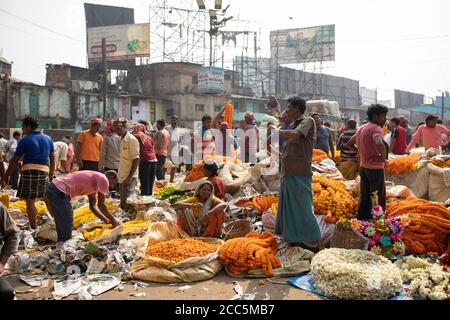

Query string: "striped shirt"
[[337, 129, 358, 162]]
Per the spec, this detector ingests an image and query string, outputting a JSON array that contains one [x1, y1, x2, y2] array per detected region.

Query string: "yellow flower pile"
[[73, 200, 118, 228], [10, 200, 48, 215], [386, 154, 420, 175], [312, 176, 358, 223], [271, 202, 278, 216], [0, 194, 10, 208], [82, 219, 152, 241]]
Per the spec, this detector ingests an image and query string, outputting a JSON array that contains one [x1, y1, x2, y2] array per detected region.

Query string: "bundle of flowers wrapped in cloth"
[[385, 153, 421, 175], [219, 232, 281, 276], [311, 248, 403, 300], [350, 193, 409, 260], [386, 197, 450, 256], [312, 176, 358, 223]]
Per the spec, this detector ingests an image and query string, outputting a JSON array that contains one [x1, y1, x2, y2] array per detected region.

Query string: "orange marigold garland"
[[386, 197, 450, 256], [219, 232, 281, 276]]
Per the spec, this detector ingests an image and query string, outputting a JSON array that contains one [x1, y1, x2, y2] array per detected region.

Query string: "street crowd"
[[1, 96, 450, 300]]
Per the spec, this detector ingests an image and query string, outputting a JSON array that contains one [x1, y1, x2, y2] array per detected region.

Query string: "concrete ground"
[[8, 272, 322, 300]]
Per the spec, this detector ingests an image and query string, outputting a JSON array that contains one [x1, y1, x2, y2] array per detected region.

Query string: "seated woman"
[[203, 162, 225, 200], [173, 181, 227, 238]]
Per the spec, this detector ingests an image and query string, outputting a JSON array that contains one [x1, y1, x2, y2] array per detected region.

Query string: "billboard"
[[198, 67, 225, 93], [87, 23, 150, 64], [394, 90, 424, 109], [270, 25, 335, 64], [84, 3, 136, 70]]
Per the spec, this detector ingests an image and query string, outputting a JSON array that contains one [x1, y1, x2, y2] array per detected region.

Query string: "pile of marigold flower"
[[312, 176, 358, 223], [431, 158, 450, 168], [145, 238, 220, 262], [385, 154, 421, 175]]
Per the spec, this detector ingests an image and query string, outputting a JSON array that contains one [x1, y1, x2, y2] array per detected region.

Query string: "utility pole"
[[102, 37, 108, 120], [442, 91, 445, 121], [209, 17, 213, 66]]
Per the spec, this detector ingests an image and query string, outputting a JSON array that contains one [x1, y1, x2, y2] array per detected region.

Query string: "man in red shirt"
[[346, 104, 389, 220], [389, 117, 407, 155]]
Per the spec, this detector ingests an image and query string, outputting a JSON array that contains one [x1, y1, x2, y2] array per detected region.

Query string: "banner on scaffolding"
[[87, 23, 150, 63], [270, 24, 335, 64]]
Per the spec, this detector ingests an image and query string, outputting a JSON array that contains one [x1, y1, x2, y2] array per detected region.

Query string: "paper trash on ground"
[[19, 274, 49, 287], [77, 286, 93, 300], [177, 285, 192, 292], [53, 277, 84, 300], [82, 273, 121, 296], [130, 292, 146, 297], [230, 282, 243, 300]]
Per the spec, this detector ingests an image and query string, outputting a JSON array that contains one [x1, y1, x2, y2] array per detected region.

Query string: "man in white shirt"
[[113, 119, 140, 211], [53, 141, 69, 173], [0, 133, 7, 161]]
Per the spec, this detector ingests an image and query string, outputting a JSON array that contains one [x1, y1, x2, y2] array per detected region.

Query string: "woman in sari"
[[173, 181, 228, 238]]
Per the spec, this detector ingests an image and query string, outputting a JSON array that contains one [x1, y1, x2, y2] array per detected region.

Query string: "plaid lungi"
[[17, 170, 49, 199]]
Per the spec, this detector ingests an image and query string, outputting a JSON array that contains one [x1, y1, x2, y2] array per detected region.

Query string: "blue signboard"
[[198, 67, 225, 93]]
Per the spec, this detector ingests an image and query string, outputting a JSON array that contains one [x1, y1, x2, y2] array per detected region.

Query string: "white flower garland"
[[311, 248, 403, 300], [396, 256, 450, 300]]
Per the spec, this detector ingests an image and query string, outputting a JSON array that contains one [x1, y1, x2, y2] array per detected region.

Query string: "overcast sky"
[[1, 0, 449, 103]]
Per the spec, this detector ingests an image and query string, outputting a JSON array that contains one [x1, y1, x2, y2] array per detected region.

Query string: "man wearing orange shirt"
[[77, 118, 103, 171]]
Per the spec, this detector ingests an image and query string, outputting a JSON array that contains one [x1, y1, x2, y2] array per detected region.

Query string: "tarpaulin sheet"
[[288, 273, 413, 301]]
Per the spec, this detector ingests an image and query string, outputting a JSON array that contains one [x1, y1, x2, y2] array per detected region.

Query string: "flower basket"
[[330, 224, 369, 250]]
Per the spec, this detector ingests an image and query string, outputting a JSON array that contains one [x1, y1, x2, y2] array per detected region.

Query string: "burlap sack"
[[385, 165, 429, 199], [131, 222, 224, 283], [428, 163, 450, 202], [36, 218, 58, 242], [220, 162, 255, 194]]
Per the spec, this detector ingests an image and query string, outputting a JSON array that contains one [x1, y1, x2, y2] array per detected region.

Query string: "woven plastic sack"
[[428, 163, 450, 202], [385, 165, 429, 199], [131, 222, 223, 283]]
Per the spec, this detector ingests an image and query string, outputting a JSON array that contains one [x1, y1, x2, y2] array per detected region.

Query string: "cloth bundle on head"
[[114, 117, 128, 127], [132, 123, 147, 143], [91, 118, 103, 126], [219, 122, 229, 131], [132, 123, 146, 135], [244, 112, 255, 120], [104, 120, 114, 137]]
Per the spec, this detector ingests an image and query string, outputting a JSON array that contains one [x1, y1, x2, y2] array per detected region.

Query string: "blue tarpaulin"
[[288, 273, 414, 300]]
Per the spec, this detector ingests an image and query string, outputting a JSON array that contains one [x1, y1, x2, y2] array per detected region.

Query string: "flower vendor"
[[173, 181, 228, 238]]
